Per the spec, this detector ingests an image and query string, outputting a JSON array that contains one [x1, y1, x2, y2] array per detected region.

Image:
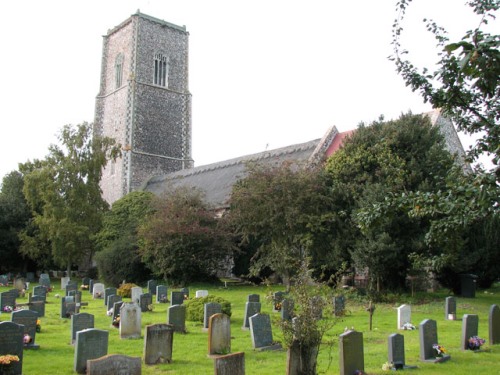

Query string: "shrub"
[[185, 295, 232, 322], [117, 283, 138, 298]]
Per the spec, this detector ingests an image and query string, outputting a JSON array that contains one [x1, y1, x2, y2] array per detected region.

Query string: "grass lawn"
[[1, 280, 499, 374]]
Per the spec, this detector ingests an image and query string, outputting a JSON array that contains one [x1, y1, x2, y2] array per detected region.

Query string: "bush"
[[117, 283, 138, 298], [185, 295, 232, 322]]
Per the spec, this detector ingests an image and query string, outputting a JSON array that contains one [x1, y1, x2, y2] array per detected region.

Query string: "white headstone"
[[61, 277, 70, 290], [120, 303, 142, 339], [397, 304, 411, 330], [131, 287, 143, 304], [196, 290, 209, 298], [92, 283, 105, 299]]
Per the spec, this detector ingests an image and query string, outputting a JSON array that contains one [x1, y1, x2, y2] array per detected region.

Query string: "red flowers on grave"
[[468, 336, 485, 350]]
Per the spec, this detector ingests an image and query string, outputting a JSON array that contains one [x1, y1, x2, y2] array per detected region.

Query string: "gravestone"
[[74, 328, 109, 374], [339, 330, 364, 375], [213, 352, 245, 375], [273, 291, 286, 311], [104, 287, 117, 306], [445, 297, 457, 320], [131, 287, 143, 304], [61, 276, 70, 290], [11, 309, 39, 349], [143, 323, 174, 364], [92, 283, 105, 299], [170, 291, 184, 306], [419, 319, 450, 362], [68, 290, 82, 304], [81, 277, 90, 287], [388, 333, 405, 369], [0, 321, 24, 375], [333, 295, 346, 317], [39, 273, 51, 289], [168, 305, 186, 333], [33, 285, 47, 298], [61, 296, 78, 318], [8, 288, 19, 298], [112, 301, 124, 327], [0, 290, 16, 311], [287, 339, 319, 375], [180, 287, 189, 298], [461, 314, 479, 350], [242, 301, 261, 329], [397, 304, 411, 329], [247, 294, 260, 303], [147, 279, 157, 295], [196, 290, 208, 298], [208, 313, 231, 356], [489, 304, 500, 345], [204, 302, 222, 329], [460, 274, 477, 298], [14, 278, 25, 294], [120, 303, 142, 339], [29, 294, 46, 317], [89, 279, 94, 294], [26, 272, 35, 283], [156, 285, 168, 303], [139, 293, 153, 312], [71, 313, 95, 344], [281, 299, 294, 321], [107, 294, 122, 311], [87, 354, 141, 375], [0, 274, 8, 286], [249, 313, 281, 350]]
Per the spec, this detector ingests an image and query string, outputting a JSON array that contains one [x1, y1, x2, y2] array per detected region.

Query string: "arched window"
[[154, 53, 168, 87], [115, 54, 124, 89]]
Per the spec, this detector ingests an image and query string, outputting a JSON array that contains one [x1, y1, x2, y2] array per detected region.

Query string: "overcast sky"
[[0, 0, 495, 181]]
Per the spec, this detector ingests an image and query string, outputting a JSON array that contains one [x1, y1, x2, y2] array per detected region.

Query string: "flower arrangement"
[[23, 334, 33, 345], [2, 305, 14, 313], [112, 316, 120, 328], [159, 294, 167, 303], [36, 319, 41, 333], [81, 284, 89, 290], [433, 343, 447, 357], [382, 361, 394, 371], [354, 370, 366, 375], [274, 302, 282, 311], [94, 291, 103, 299], [183, 294, 189, 300], [0, 354, 20, 373], [147, 304, 154, 312], [468, 335, 486, 350], [402, 322, 416, 330]]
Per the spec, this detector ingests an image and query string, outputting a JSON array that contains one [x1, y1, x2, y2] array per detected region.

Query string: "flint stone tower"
[[94, 11, 193, 204]]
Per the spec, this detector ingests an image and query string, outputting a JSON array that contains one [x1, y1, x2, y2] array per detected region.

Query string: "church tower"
[[94, 11, 193, 204]]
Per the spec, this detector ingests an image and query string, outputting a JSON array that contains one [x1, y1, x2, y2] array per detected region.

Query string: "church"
[[95, 11, 468, 208]]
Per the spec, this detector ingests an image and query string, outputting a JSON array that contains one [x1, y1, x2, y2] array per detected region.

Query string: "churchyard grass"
[[1, 281, 499, 374]]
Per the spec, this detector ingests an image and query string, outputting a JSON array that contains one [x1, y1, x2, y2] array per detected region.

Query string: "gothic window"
[[154, 53, 169, 87], [115, 54, 124, 89]]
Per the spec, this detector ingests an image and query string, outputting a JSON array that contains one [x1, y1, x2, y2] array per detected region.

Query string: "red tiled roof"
[[325, 129, 355, 157]]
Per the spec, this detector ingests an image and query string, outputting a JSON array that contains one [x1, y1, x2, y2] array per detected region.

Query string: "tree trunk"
[[286, 340, 319, 375]]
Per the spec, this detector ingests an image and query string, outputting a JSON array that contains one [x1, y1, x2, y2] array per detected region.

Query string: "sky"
[[0, 0, 496, 181]]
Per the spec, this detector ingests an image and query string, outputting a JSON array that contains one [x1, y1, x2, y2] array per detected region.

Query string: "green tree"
[[20, 123, 120, 273], [138, 187, 235, 285]]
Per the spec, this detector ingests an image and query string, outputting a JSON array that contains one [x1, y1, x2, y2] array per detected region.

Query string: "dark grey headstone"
[[180, 287, 189, 298], [247, 294, 260, 303], [168, 305, 186, 333], [460, 274, 477, 298], [249, 313, 274, 349], [242, 301, 261, 329], [0, 274, 8, 285], [333, 295, 345, 317], [74, 328, 109, 374], [81, 277, 90, 287], [156, 285, 168, 303], [147, 280, 157, 295], [68, 290, 82, 303], [170, 291, 184, 305], [281, 299, 294, 321], [461, 314, 479, 350], [89, 279, 94, 294], [339, 330, 364, 375], [65, 282, 78, 296], [87, 354, 141, 375], [489, 304, 500, 345], [388, 333, 405, 367], [29, 294, 46, 317], [71, 313, 95, 344], [11, 309, 39, 349], [445, 297, 457, 320], [419, 319, 439, 361], [33, 285, 47, 298], [143, 324, 174, 364], [204, 302, 222, 329], [39, 273, 51, 288], [214, 352, 245, 375], [273, 291, 286, 311], [26, 272, 35, 283], [107, 294, 122, 311], [61, 296, 79, 318], [139, 293, 153, 312], [0, 290, 16, 311], [112, 301, 124, 327], [104, 287, 117, 306], [0, 321, 24, 374]]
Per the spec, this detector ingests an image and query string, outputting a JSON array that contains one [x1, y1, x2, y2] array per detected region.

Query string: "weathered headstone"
[[419, 319, 450, 362], [131, 286, 143, 304], [92, 283, 105, 299], [104, 287, 117, 306], [170, 291, 184, 306], [11, 309, 39, 349], [0, 274, 9, 286], [397, 304, 411, 329], [68, 290, 82, 305], [339, 330, 364, 375], [71, 313, 95, 344], [61, 296, 78, 318], [74, 328, 109, 374], [249, 313, 281, 350], [107, 294, 122, 311], [139, 293, 153, 312], [147, 280, 157, 295], [333, 295, 346, 317], [119, 303, 142, 339], [26, 272, 35, 283], [14, 278, 25, 294], [29, 294, 46, 317], [287, 339, 319, 375], [213, 352, 245, 375], [461, 314, 479, 350], [81, 277, 90, 287], [143, 323, 174, 364], [242, 301, 261, 329], [489, 304, 500, 345], [208, 313, 231, 356], [281, 299, 294, 321], [112, 301, 124, 327], [87, 354, 141, 375], [156, 285, 168, 303], [0, 321, 24, 375], [196, 290, 208, 298], [89, 279, 94, 294], [61, 276, 70, 290], [39, 273, 51, 289], [33, 285, 47, 298], [180, 287, 189, 299], [388, 333, 405, 369], [168, 305, 186, 333], [445, 297, 457, 320], [0, 290, 16, 311], [247, 294, 260, 303], [204, 302, 222, 329]]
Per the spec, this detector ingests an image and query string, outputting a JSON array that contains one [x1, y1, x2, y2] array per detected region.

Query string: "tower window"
[[154, 53, 169, 87], [115, 54, 124, 89]]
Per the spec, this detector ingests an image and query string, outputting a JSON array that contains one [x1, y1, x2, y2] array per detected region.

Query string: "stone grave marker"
[[0, 321, 24, 375], [71, 313, 95, 344], [143, 323, 174, 364], [131, 286, 143, 304], [74, 328, 109, 374], [249, 313, 281, 350], [14, 278, 25, 294], [26, 272, 35, 283], [170, 291, 184, 306], [104, 287, 117, 306], [214, 352, 245, 375], [0, 290, 16, 311], [112, 301, 124, 327], [92, 283, 105, 299], [68, 290, 82, 304], [33, 285, 47, 298], [204, 302, 222, 329], [242, 301, 261, 329], [247, 294, 260, 303], [273, 291, 286, 311], [489, 304, 500, 345], [281, 299, 294, 321], [168, 304, 186, 333], [29, 294, 46, 317], [419, 318, 450, 362], [388, 333, 408, 370], [65, 281, 78, 296], [81, 277, 90, 287], [8, 288, 19, 298], [397, 304, 411, 329], [208, 313, 231, 356], [147, 279, 157, 295], [61, 276, 70, 290], [461, 314, 479, 350], [39, 273, 51, 289], [333, 295, 346, 317], [0, 274, 8, 286], [61, 296, 78, 318], [107, 294, 122, 311], [196, 289, 208, 298], [139, 293, 153, 312], [339, 330, 364, 375], [156, 285, 168, 303], [87, 354, 141, 375], [11, 309, 39, 349], [445, 297, 457, 320], [287, 338, 318, 375], [89, 279, 94, 294], [180, 287, 189, 298], [120, 303, 142, 339]]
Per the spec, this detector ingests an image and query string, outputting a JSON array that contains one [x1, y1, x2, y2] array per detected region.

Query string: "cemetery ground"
[[1, 281, 500, 374]]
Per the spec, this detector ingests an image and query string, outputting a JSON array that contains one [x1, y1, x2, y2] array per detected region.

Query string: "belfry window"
[[154, 53, 168, 87], [115, 54, 124, 89]]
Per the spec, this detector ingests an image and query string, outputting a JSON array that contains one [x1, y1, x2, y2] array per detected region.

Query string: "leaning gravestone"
[[107, 294, 122, 311], [419, 319, 450, 362], [281, 299, 294, 321], [92, 283, 105, 299], [104, 287, 117, 306], [214, 352, 245, 375], [170, 291, 184, 306], [87, 354, 141, 375], [156, 285, 168, 303], [168, 305, 186, 333], [397, 304, 411, 329], [0, 321, 24, 375], [208, 313, 231, 356], [489, 304, 500, 345], [249, 313, 281, 350], [147, 280, 157, 295], [445, 297, 457, 320], [33, 285, 47, 298], [339, 330, 364, 375], [143, 323, 174, 364], [74, 328, 109, 374], [11, 309, 39, 349], [461, 314, 479, 350], [139, 293, 153, 312], [29, 294, 46, 317], [120, 303, 142, 339], [196, 290, 208, 298], [0, 290, 16, 311], [131, 287, 143, 304], [242, 301, 261, 329], [247, 294, 260, 303], [333, 295, 346, 317], [204, 302, 222, 329], [71, 313, 95, 344]]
